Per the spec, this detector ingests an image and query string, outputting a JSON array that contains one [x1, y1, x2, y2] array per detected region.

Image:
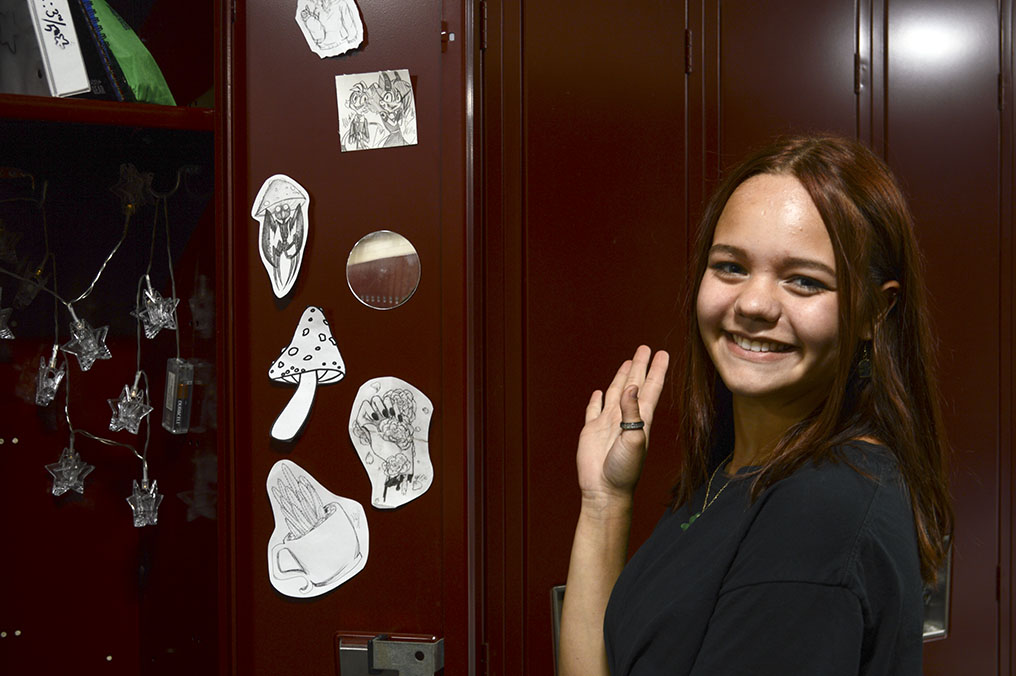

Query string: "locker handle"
[[336, 632, 444, 676]]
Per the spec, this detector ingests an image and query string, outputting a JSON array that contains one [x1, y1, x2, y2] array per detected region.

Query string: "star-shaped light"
[[109, 163, 153, 216], [45, 447, 94, 496], [60, 318, 111, 371], [108, 384, 153, 434], [35, 352, 65, 406], [132, 286, 179, 339], [127, 479, 164, 527]]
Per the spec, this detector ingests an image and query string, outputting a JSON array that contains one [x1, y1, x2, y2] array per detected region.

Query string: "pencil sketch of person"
[[342, 82, 373, 151], [368, 71, 416, 148], [296, 0, 363, 58]]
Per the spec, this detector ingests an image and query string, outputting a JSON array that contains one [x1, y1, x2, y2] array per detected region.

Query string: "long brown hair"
[[672, 135, 953, 584]]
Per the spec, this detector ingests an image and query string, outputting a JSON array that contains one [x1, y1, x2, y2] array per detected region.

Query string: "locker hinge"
[[999, 73, 1005, 111], [479, 1, 488, 51], [684, 29, 693, 74], [854, 53, 861, 94], [230, 0, 236, 23], [997, 566, 1002, 601]]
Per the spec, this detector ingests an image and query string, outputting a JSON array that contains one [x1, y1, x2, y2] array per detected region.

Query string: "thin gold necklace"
[[680, 454, 734, 531]]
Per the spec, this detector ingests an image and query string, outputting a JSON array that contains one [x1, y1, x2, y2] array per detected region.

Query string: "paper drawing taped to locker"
[[296, 0, 363, 58], [269, 306, 345, 442], [348, 377, 433, 509], [266, 460, 368, 598], [251, 174, 308, 298], [335, 70, 418, 152]]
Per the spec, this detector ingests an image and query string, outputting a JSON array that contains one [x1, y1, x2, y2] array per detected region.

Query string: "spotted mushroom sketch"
[[296, 0, 363, 58], [269, 306, 345, 441], [348, 377, 434, 509], [251, 175, 309, 298], [266, 459, 368, 598]]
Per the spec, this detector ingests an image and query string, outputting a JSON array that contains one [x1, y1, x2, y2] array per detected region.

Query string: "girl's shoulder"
[[760, 439, 905, 523], [727, 440, 914, 588]]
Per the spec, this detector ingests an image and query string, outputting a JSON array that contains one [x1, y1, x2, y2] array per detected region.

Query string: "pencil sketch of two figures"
[[336, 69, 418, 152]]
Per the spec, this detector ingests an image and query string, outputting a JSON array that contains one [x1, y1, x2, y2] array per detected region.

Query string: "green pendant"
[[680, 512, 701, 531]]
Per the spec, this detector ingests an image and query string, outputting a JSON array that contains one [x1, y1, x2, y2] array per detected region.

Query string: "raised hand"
[[560, 345, 670, 676], [576, 345, 670, 503]]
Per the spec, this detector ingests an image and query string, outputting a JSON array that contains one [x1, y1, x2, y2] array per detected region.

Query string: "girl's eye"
[[710, 261, 745, 276], [788, 276, 828, 294]]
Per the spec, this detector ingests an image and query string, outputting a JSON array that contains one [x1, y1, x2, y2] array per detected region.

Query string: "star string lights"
[[45, 445, 94, 496], [20, 165, 196, 528], [36, 344, 65, 406], [127, 477, 164, 527], [132, 277, 178, 339], [60, 312, 111, 371], [55, 169, 144, 371], [108, 372, 153, 434]]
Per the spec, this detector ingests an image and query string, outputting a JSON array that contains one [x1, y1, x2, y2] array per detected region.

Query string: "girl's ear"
[[862, 280, 900, 340]]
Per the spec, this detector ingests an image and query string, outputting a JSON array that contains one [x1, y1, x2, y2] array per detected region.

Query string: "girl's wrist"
[[579, 491, 634, 520]]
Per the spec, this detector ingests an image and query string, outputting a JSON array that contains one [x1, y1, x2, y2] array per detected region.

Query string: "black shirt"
[[604, 441, 923, 675]]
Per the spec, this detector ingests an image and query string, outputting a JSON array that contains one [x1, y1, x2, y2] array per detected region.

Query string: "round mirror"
[[346, 230, 421, 310]]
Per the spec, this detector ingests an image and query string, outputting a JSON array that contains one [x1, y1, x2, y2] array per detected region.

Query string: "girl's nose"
[[733, 278, 780, 324]]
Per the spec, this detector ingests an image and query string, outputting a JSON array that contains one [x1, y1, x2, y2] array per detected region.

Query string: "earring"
[[857, 343, 872, 379]]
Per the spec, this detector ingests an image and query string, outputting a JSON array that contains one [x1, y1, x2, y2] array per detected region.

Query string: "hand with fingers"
[[577, 345, 670, 505], [560, 345, 670, 676]]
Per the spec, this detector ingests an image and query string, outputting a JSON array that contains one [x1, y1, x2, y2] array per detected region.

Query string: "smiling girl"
[[560, 136, 953, 676]]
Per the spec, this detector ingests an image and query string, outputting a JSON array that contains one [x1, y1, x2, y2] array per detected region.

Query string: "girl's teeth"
[[733, 335, 788, 352]]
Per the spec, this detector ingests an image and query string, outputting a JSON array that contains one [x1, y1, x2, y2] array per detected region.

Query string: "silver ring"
[[619, 421, 645, 431]]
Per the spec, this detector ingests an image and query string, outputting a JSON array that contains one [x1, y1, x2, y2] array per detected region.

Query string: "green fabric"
[[88, 0, 175, 105]]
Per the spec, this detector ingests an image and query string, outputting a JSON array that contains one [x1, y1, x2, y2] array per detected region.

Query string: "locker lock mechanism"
[[371, 636, 444, 675], [336, 632, 444, 676]]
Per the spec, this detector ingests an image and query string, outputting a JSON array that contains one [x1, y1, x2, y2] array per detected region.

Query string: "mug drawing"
[[272, 502, 362, 591], [266, 460, 369, 598]]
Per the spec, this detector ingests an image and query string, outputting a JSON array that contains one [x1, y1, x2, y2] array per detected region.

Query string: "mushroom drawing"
[[251, 174, 309, 298], [269, 306, 345, 441]]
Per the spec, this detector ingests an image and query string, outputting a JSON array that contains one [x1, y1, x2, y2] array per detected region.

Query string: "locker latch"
[[335, 632, 444, 676], [371, 635, 444, 675]]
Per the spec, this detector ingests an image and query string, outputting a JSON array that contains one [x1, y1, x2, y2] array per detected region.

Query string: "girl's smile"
[[726, 331, 795, 357]]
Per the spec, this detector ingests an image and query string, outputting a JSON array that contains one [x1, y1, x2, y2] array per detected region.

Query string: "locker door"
[[687, 0, 860, 264], [482, 1, 690, 672], [713, 0, 858, 166], [885, 1, 1002, 672], [225, 1, 473, 674]]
